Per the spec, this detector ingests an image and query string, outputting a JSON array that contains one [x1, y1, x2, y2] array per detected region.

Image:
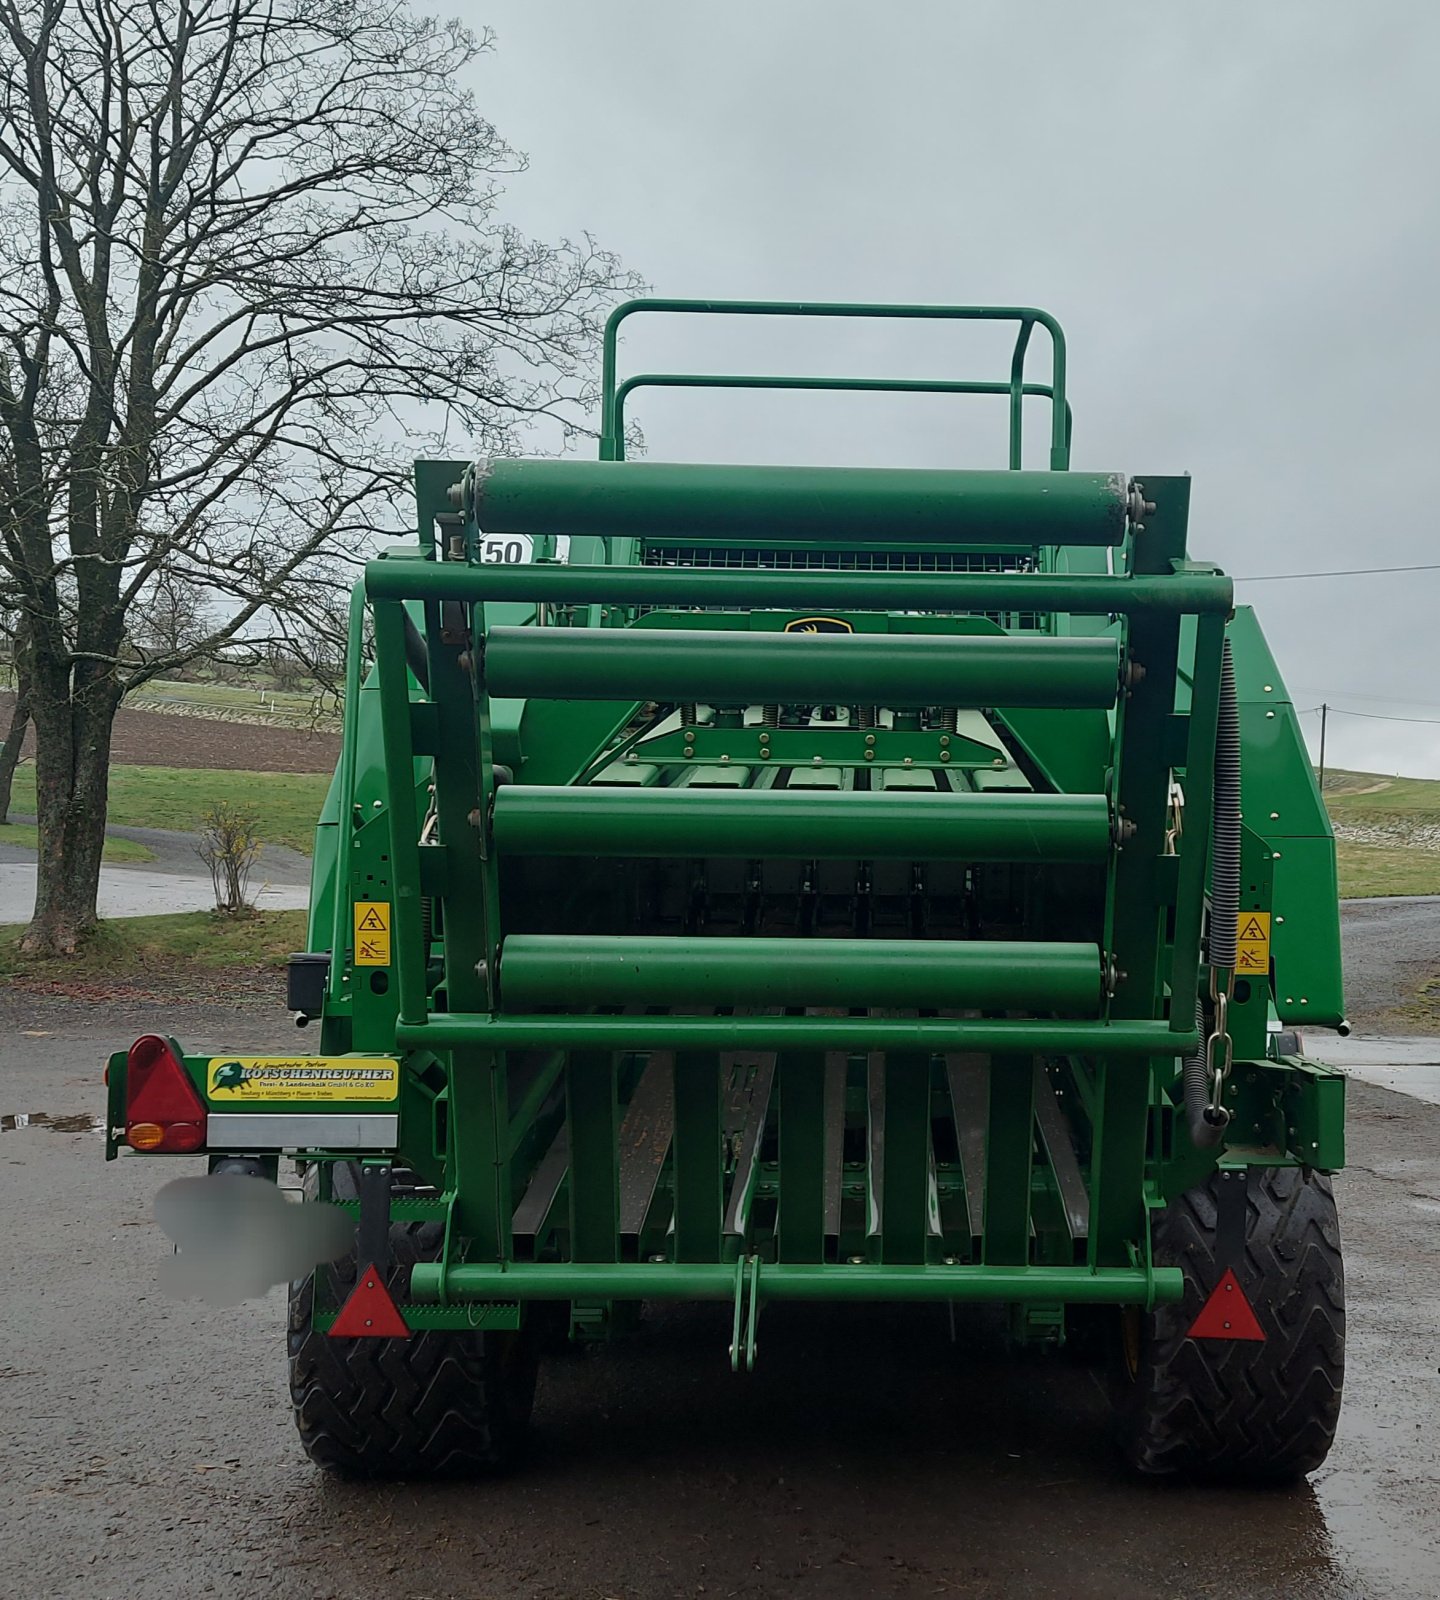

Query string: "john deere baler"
[[109, 300, 1346, 1482]]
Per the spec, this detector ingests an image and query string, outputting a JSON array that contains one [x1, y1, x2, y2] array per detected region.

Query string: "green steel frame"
[[110, 298, 1347, 1360]]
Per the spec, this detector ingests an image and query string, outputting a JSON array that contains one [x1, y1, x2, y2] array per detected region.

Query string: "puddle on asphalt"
[[1, 1111, 106, 1133]]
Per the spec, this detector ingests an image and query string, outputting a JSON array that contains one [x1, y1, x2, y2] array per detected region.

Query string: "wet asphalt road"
[[3, 999, 1439, 1600]]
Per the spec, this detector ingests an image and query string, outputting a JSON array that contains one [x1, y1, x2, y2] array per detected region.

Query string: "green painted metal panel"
[[1226, 606, 1344, 1027], [485, 627, 1121, 709], [493, 786, 1112, 863], [500, 935, 1102, 1014]]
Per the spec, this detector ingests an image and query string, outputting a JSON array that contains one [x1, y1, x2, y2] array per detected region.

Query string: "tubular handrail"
[[599, 298, 1069, 469], [611, 371, 1074, 465]]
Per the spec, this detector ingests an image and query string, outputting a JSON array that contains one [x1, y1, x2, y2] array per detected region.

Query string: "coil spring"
[[762, 704, 781, 728], [856, 705, 877, 730]]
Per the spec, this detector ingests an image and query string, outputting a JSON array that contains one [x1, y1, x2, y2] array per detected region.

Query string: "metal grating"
[[641, 545, 1033, 574]]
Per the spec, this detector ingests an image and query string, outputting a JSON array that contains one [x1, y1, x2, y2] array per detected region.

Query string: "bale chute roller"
[[107, 298, 1347, 1484]]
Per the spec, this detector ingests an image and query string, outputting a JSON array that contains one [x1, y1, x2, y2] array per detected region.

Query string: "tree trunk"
[[0, 675, 31, 825], [19, 664, 122, 956]]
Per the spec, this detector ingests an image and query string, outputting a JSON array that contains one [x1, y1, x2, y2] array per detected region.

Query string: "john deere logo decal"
[[784, 616, 853, 633], [205, 1057, 400, 1103]]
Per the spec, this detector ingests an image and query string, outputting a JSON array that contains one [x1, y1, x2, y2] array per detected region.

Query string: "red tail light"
[[125, 1035, 207, 1154]]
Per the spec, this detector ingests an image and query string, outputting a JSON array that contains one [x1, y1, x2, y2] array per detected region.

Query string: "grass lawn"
[[0, 821, 154, 865], [0, 908, 307, 990], [1334, 841, 1440, 899], [6, 765, 330, 854]]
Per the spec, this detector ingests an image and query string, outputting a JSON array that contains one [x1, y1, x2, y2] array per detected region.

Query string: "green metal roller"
[[499, 934, 1103, 1014], [493, 785, 1113, 862], [484, 628, 1121, 709], [462, 458, 1130, 546], [366, 559, 1235, 616]]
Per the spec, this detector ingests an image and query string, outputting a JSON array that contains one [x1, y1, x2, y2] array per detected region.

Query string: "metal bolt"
[[847, 1255, 865, 1266], [760, 748, 772, 759], [939, 735, 951, 747], [1266, 710, 1276, 719], [684, 749, 694, 759], [864, 750, 875, 761], [759, 732, 770, 744], [864, 734, 876, 746], [457, 650, 472, 671], [940, 750, 951, 762], [1263, 684, 1273, 693], [903, 756, 913, 765], [1270, 811, 1279, 820], [812, 755, 823, 765], [684, 729, 695, 743], [1273, 850, 1282, 859], [992, 757, 1005, 768], [467, 808, 482, 828], [720, 754, 731, 763]]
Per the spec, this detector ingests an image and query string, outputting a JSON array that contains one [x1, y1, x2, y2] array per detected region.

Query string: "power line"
[[1293, 686, 1440, 710], [1233, 562, 1440, 583], [1325, 706, 1440, 728]]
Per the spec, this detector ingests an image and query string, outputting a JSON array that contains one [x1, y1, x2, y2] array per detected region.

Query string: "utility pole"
[[1318, 702, 1328, 789]]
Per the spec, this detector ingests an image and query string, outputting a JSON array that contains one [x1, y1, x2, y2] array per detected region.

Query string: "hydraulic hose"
[[1185, 636, 1241, 1149]]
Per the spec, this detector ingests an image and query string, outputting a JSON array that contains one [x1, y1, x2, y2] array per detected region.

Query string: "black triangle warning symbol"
[[1238, 915, 1267, 942], [357, 905, 388, 932]]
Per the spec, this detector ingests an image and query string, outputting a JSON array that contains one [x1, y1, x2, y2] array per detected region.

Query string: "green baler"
[[109, 300, 1346, 1481]]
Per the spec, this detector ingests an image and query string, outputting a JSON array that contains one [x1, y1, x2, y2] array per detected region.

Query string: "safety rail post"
[[1088, 476, 1195, 1270]]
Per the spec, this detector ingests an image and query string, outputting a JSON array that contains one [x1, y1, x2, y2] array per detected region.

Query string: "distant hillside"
[[1323, 769, 1440, 898]]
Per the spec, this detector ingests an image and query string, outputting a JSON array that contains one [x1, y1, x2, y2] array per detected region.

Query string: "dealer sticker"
[[206, 1057, 400, 1103]]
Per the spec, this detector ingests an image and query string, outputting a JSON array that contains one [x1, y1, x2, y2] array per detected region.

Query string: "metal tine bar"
[[822, 1053, 848, 1240], [984, 1055, 1036, 1266], [512, 1121, 569, 1243], [777, 1038, 827, 1262], [618, 1052, 675, 1239], [1032, 1062, 1090, 1241], [722, 1038, 777, 1243], [673, 1040, 723, 1262], [944, 1054, 989, 1241]]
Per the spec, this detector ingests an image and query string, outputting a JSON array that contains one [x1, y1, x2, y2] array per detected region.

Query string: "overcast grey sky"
[[469, 2, 1440, 776]]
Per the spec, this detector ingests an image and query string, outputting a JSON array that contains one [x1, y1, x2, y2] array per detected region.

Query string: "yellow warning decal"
[[354, 900, 391, 966], [1236, 911, 1272, 974], [206, 1057, 400, 1102]]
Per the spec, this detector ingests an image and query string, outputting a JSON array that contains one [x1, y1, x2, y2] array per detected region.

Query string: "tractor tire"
[[287, 1165, 537, 1479], [1116, 1165, 1344, 1482]]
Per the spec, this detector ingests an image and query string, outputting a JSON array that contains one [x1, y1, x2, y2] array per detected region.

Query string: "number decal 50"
[[480, 535, 531, 564]]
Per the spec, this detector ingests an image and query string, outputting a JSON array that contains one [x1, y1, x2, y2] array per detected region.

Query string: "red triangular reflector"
[[329, 1264, 411, 1339], [1187, 1266, 1265, 1341]]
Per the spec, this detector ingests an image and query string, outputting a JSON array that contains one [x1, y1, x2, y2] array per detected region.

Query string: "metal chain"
[[1206, 968, 1236, 1121]]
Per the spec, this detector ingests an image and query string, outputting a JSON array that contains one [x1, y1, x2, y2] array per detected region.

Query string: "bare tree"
[[131, 568, 212, 664], [0, 0, 638, 952], [0, 604, 31, 822]]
